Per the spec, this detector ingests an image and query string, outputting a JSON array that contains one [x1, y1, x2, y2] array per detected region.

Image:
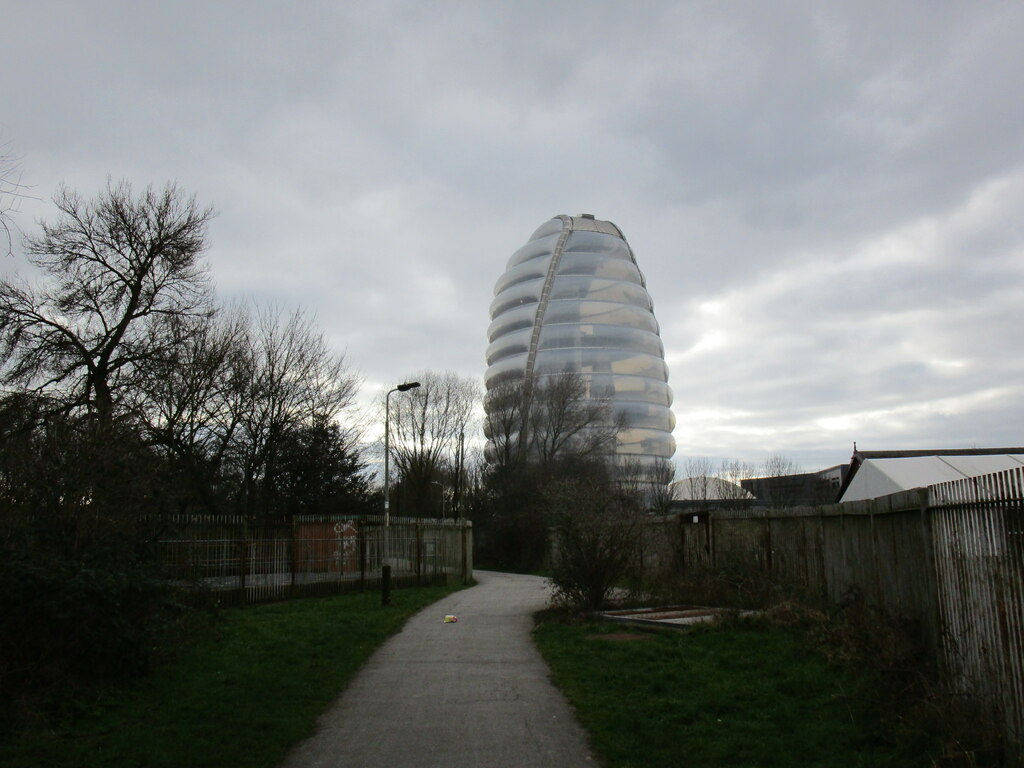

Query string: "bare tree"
[[733, 454, 803, 508], [0, 143, 33, 257], [0, 180, 214, 426], [763, 453, 799, 477], [679, 456, 715, 506], [714, 458, 757, 507], [760, 453, 802, 508], [482, 378, 526, 471], [476, 371, 630, 572], [388, 370, 480, 518], [615, 455, 676, 512], [139, 305, 251, 511], [142, 301, 363, 517], [647, 457, 677, 514], [527, 372, 619, 469], [231, 305, 360, 516], [483, 371, 622, 476], [547, 468, 645, 610]]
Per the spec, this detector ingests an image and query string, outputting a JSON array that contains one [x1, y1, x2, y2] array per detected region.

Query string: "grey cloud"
[[3, 1, 1023, 471]]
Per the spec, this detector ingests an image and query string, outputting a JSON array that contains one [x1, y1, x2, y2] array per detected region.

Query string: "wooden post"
[[870, 500, 883, 607], [818, 509, 828, 607]]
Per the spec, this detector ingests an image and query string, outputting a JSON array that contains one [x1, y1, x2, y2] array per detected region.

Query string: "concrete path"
[[280, 571, 596, 768]]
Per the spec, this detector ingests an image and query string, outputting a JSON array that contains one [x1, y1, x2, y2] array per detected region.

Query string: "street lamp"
[[382, 380, 420, 605], [431, 480, 446, 520]]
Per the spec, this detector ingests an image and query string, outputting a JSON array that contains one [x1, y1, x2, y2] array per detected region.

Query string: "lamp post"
[[382, 380, 420, 605], [431, 480, 445, 520]]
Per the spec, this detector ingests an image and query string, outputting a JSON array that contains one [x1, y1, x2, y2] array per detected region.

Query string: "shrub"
[[546, 472, 643, 611], [0, 530, 185, 732]]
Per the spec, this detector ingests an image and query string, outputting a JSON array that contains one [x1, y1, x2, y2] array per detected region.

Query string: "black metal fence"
[[158, 513, 473, 605]]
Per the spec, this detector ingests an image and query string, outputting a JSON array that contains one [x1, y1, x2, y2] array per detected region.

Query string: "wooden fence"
[[157, 513, 473, 606], [645, 467, 1024, 749]]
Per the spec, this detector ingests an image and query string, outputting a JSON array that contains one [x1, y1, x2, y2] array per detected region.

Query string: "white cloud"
[[3, 1, 1024, 472]]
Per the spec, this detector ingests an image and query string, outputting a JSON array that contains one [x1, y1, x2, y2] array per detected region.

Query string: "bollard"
[[381, 563, 391, 606]]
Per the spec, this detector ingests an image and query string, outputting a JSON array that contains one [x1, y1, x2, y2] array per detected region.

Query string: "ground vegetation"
[[0, 585, 459, 768], [535, 613, 938, 768], [640, 550, 1017, 764]]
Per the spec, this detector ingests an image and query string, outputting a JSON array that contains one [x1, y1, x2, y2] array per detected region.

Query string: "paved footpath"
[[280, 570, 596, 768]]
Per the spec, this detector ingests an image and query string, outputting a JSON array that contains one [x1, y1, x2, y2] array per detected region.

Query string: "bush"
[[0, 532, 186, 732], [648, 560, 794, 610], [547, 472, 643, 611], [763, 593, 1015, 765]]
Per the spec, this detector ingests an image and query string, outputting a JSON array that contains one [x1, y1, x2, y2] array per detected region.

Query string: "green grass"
[[534, 617, 933, 768], [1, 584, 461, 768]]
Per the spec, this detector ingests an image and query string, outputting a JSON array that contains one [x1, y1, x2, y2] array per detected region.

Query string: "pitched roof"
[[838, 448, 1024, 502]]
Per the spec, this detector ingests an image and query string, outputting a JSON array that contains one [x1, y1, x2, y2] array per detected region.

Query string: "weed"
[[535, 616, 930, 767], [642, 572, 1021, 764], [783, 591, 1015, 766]]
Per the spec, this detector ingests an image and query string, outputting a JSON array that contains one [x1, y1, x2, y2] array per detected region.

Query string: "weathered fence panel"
[[929, 468, 1024, 746], [644, 472, 1024, 750], [678, 513, 712, 571]]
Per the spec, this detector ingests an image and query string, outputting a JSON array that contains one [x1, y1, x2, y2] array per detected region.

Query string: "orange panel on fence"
[[294, 521, 360, 574]]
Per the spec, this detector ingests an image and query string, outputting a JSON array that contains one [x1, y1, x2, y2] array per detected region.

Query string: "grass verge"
[[533, 614, 934, 768], [1, 584, 461, 768]]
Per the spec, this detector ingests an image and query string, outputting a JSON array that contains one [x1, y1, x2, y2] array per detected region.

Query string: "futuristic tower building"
[[485, 214, 675, 474]]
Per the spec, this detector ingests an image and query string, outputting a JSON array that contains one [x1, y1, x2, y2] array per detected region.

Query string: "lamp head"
[[397, 381, 421, 392]]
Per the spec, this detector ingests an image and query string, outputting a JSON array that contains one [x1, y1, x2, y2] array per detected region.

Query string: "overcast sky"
[[3, 1, 1023, 472]]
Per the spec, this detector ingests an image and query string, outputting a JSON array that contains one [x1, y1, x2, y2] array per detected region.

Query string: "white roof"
[[841, 454, 1024, 502]]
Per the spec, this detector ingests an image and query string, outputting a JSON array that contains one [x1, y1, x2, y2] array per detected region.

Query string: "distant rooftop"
[[837, 447, 1024, 502]]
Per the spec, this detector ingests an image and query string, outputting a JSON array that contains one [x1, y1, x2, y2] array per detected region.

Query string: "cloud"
[[3, 1, 1023, 471], [664, 163, 1024, 465]]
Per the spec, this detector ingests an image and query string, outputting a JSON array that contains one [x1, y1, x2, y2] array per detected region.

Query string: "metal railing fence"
[[158, 513, 472, 606]]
